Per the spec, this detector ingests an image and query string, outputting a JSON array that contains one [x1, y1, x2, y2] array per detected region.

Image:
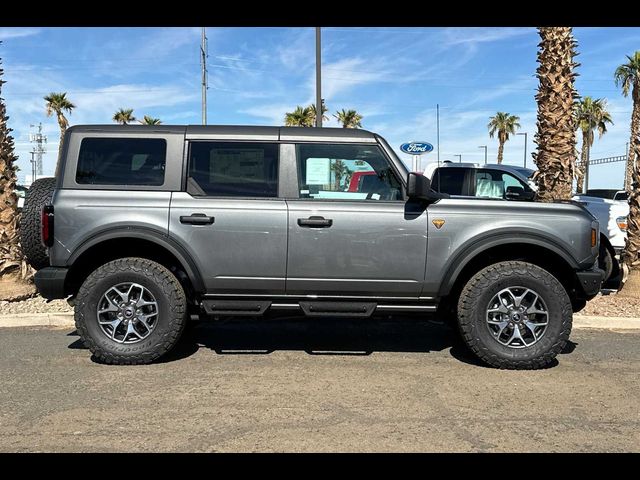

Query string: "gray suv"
[[28, 125, 603, 369]]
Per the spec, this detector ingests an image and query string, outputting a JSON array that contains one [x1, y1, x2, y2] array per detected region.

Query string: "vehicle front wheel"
[[457, 261, 572, 369], [75, 257, 187, 365]]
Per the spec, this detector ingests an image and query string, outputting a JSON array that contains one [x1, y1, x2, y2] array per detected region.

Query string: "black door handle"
[[180, 213, 215, 225], [297, 216, 333, 228]]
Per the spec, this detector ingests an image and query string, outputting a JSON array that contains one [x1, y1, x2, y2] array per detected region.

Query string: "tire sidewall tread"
[[457, 261, 572, 370], [74, 257, 187, 365], [19, 177, 56, 270]]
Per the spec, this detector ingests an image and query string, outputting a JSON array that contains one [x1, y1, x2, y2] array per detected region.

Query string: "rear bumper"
[[576, 267, 605, 297], [34, 267, 68, 300]]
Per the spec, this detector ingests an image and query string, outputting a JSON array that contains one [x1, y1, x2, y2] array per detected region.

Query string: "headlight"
[[616, 216, 628, 232]]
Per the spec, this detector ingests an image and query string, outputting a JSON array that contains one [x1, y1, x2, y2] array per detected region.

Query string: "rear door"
[[169, 140, 287, 295], [285, 142, 428, 297]]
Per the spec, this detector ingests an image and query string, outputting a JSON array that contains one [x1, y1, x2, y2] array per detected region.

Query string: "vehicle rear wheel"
[[19, 177, 56, 270], [457, 261, 572, 369], [75, 257, 187, 365]]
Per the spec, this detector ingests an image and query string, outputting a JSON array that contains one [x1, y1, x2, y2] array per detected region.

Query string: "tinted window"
[[431, 169, 466, 195], [76, 138, 166, 186], [188, 142, 278, 197], [297, 144, 402, 201], [473, 169, 528, 199]]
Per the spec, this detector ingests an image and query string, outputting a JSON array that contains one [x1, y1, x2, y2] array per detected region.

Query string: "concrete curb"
[[0, 312, 74, 328], [573, 315, 640, 330], [0, 312, 639, 330]]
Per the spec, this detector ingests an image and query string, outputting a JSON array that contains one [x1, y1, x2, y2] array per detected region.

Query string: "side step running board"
[[202, 300, 271, 316], [299, 301, 376, 318]]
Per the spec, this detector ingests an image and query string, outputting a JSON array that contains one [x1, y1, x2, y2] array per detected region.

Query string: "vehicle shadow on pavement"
[[67, 316, 577, 368], [161, 316, 488, 364]]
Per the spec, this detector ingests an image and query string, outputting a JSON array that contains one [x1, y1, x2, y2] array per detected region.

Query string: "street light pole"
[[315, 27, 322, 128], [516, 132, 527, 168], [455, 154, 462, 163], [478, 145, 487, 164]]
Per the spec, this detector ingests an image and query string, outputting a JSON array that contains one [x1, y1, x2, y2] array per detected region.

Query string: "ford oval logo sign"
[[400, 142, 434, 155]]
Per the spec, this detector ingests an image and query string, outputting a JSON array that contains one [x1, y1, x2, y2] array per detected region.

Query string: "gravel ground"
[[575, 292, 640, 318], [0, 296, 72, 315], [0, 292, 637, 318]]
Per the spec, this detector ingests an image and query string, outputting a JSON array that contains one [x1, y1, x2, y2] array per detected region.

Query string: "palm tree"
[[330, 160, 352, 190], [487, 112, 521, 164], [615, 52, 640, 293], [309, 99, 329, 126], [284, 106, 313, 127], [139, 115, 162, 125], [573, 97, 613, 193], [334, 109, 363, 128], [622, 141, 640, 296], [532, 27, 579, 203], [615, 51, 640, 192], [0, 48, 26, 282], [113, 108, 135, 125], [44, 92, 75, 162]]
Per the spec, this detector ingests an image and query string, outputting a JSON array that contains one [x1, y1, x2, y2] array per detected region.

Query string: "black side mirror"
[[505, 186, 535, 201], [407, 172, 448, 202]]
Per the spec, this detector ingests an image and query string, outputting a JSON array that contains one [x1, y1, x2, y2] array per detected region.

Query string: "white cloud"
[[239, 103, 297, 125], [442, 27, 534, 47], [0, 28, 41, 40]]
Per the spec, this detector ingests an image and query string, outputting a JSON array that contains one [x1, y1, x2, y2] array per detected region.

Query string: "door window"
[[296, 144, 402, 201], [187, 142, 279, 197]]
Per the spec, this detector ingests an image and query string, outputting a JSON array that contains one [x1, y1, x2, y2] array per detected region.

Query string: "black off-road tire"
[[457, 261, 572, 370], [598, 243, 614, 283], [75, 257, 187, 365], [19, 177, 56, 270]]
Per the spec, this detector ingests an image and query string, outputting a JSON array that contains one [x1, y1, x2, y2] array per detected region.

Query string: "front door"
[[169, 141, 287, 295], [285, 143, 428, 297]]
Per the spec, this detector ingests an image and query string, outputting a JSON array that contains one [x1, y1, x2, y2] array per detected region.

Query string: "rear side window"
[[431, 168, 466, 195], [187, 142, 279, 197], [76, 138, 167, 186]]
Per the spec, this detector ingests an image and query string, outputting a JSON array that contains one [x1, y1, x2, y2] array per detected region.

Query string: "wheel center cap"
[[124, 308, 134, 318], [512, 313, 521, 321]]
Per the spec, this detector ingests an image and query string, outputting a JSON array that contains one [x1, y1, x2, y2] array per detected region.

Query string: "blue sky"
[[1, 26, 639, 188]]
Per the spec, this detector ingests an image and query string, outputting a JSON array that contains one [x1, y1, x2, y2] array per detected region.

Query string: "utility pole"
[[29, 151, 36, 184], [436, 104, 440, 165], [315, 27, 322, 128], [516, 132, 527, 168], [455, 154, 462, 163], [478, 145, 487, 164], [29, 122, 47, 177], [200, 27, 208, 125]]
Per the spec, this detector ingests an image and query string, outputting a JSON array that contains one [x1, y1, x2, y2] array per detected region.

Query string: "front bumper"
[[34, 267, 68, 300], [576, 267, 605, 297]]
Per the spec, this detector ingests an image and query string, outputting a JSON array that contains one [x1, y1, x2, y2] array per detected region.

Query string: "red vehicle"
[[347, 171, 377, 192]]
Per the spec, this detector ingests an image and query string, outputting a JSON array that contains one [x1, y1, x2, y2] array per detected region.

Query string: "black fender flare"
[[66, 226, 205, 293], [437, 231, 580, 297]]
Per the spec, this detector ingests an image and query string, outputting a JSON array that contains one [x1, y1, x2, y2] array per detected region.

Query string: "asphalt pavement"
[[1, 318, 639, 452]]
